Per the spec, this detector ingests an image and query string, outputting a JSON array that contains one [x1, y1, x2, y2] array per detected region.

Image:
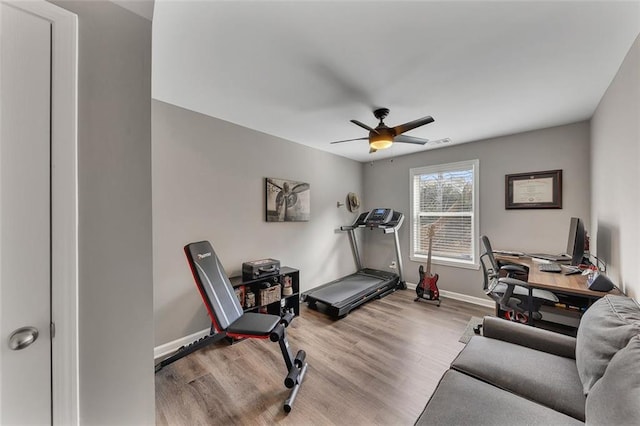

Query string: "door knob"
[[8, 326, 39, 350]]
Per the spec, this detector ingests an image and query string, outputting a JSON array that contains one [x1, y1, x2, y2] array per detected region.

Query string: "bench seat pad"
[[227, 312, 280, 336]]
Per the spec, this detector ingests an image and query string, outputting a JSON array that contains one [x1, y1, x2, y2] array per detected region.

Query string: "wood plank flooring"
[[155, 290, 492, 425]]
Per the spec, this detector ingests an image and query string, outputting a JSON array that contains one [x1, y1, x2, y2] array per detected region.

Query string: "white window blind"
[[410, 159, 479, 268]]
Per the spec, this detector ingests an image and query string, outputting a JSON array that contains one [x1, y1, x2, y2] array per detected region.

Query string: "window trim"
[[409, 159, 480, 270]]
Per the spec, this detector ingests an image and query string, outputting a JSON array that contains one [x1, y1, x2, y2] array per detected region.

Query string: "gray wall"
[[591, 34, 639, 299], [153, 100, 363, 346], [362, 122, 591, 300], [51, 1, 154, 424]]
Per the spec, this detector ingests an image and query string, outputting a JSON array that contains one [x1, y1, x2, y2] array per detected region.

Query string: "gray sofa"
[[416, 295, 640, 425]]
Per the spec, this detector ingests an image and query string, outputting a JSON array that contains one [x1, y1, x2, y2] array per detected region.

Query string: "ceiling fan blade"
[[350, 120, 379, 134], [394, 134, 430, 145], [393, 116, 435, 135], [329, 137, 369, 144]]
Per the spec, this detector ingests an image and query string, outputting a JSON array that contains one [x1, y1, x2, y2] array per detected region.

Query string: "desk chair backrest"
[[481, 236, 499, 275], [184, 241, 244, 332], [480, 235, 499, 292]]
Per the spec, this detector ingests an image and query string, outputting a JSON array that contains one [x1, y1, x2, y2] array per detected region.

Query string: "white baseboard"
[[154, 327, 211, 361], [406, 282, 494, 309]]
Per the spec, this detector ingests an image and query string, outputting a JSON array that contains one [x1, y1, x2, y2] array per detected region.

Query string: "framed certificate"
[[505, 170, 562, 209]]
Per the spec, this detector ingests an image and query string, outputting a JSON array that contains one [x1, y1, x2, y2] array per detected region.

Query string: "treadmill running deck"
[[304, 269, 399, 317], [308, 273, 385, 305]]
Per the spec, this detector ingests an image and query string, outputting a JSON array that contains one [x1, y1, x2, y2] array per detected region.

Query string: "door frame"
[[1, 1, 79, 424]]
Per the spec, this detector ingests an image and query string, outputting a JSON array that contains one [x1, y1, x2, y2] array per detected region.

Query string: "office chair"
[[184, 240, 308, 413], [480, 235, 559, 324]]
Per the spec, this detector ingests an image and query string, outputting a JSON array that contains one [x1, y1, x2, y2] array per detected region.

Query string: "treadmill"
[[302, 208, 406, 318]]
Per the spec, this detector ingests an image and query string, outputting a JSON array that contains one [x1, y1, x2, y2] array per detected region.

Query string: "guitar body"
[[415, 225, 441, 306], [416, 265, 440, 301]]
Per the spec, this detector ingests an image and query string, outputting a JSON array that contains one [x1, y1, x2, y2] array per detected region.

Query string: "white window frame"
[[409, 159, 480, 269]]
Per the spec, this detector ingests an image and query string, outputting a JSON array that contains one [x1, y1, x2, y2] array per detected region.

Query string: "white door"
[[0, 2, 53, 424]]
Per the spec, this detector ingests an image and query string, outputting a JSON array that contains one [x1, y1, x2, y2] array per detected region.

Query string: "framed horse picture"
[[265, 177, 310, 222]]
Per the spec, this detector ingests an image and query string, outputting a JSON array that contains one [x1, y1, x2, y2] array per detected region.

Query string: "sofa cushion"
[[585, 335, 640, 425], [576, 295, 640, 394], [452, 336, 585, 420], [482, 315, 577, 359], [415, 370, 583, 426]]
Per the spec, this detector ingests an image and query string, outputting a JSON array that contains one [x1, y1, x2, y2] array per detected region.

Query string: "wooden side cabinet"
[[230, 267, 300, 317]]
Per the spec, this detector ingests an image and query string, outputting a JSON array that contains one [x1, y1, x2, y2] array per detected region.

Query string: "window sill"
[[410, 255, 479, 270]]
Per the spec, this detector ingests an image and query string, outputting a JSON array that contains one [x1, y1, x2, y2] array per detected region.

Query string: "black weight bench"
[[183, 240, 308, 413]]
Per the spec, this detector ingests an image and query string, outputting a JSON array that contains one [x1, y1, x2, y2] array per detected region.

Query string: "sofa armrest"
[[482, 316, 576, 359]]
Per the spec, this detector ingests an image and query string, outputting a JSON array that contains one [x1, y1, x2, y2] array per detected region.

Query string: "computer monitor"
[[527, 217, 587, 263], [567, 217, 585, 266]]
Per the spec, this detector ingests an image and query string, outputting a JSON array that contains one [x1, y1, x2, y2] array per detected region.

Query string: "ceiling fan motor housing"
[[373, 107, 390, 121]]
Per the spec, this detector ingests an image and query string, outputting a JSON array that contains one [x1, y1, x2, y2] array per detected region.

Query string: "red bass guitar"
[[415, 225, 440, 305]]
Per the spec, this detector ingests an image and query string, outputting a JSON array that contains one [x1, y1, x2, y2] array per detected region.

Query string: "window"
[[410, 159, 479, 268]]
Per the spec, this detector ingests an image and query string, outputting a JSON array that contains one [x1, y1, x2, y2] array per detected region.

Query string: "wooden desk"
[[494, 255, 622, 334], [495, 255, 622, 298]]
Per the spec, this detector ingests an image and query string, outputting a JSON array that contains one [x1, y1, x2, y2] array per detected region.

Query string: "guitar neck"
[[426, 233, 433, 275]]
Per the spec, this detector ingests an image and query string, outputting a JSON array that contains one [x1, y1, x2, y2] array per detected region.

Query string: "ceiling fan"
[[330, 108, 435, 153]]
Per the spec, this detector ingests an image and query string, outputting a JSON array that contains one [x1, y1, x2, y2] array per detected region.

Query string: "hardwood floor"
[[155, 290, 492, 425]]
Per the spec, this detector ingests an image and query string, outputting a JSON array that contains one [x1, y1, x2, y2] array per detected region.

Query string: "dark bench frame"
[[163, 240, 308, 412]]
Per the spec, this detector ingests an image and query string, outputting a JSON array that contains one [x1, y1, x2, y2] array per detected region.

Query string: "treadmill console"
[[384, 210, 404, 228], [365, 208, 394, 226]]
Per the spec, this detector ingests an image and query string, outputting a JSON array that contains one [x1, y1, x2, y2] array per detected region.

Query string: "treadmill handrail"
[[344, 211, 405, 286], [381, 213, 404, 233]]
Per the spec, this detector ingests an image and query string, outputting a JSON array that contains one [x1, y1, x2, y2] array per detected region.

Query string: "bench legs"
[[269, 316, 308, 413]]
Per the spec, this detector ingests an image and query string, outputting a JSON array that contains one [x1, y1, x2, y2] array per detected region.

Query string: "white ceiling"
[[112, 0, 154, 21], [152, 1, 640, 162]]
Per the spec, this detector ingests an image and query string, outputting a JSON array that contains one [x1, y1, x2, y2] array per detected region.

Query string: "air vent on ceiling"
[[428, 138, 452, 146]]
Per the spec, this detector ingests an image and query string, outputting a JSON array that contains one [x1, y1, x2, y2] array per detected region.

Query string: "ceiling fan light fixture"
[[369, 135, 393, 150], [330, 108, 434, 153]]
